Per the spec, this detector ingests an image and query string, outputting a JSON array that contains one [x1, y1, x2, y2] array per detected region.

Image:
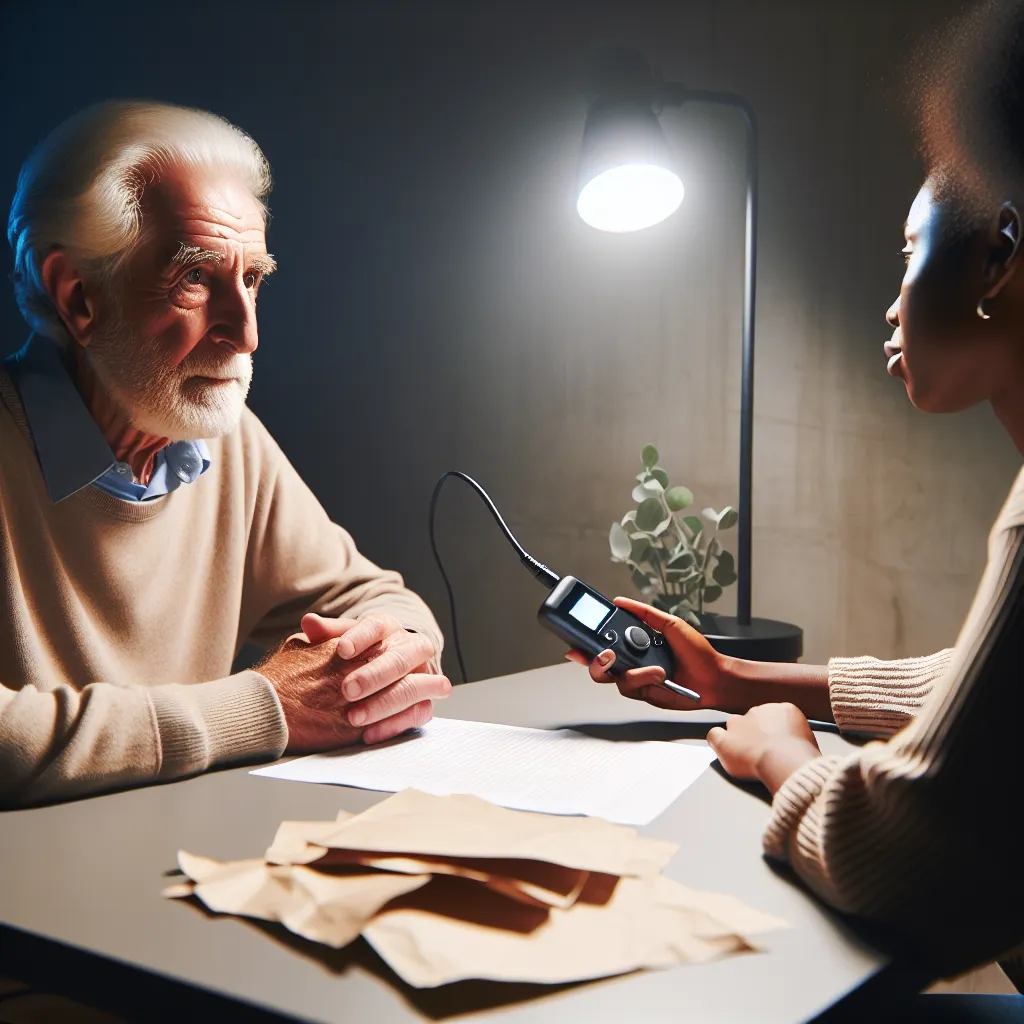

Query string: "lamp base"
[[698, 613, 804, 663]]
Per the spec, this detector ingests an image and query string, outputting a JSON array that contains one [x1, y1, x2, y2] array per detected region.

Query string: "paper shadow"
[[171, 892, 592, 1020], [558, 720, 719, 742]]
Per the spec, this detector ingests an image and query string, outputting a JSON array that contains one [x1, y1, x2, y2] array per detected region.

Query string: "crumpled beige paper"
[[308, 789, 678, 876], [164, 850, 429, 949], [264, 813, 589, 909], [363, 872, 787, 987], [165, 788, 788, 987]]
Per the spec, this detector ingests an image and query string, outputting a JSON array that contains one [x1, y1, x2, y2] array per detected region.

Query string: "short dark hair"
[[912, 0, 1024, 228]]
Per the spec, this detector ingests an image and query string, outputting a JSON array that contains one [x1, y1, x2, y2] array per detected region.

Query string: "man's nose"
[[885, 300, 900, 329], [210, 278, 259, 355]]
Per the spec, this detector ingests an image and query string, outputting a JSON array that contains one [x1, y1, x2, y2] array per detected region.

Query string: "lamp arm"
[[661, 85, 758, 626]]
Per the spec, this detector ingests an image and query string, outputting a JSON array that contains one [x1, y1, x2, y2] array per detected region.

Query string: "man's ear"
[[39, 250, 101, 348], [981, 201, 1022, 301]]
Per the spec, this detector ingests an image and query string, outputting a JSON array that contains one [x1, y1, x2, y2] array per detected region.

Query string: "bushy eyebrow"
[[249, 253, 278, 275], [169, 243, 225, 271], [167, 243, 278, 276]]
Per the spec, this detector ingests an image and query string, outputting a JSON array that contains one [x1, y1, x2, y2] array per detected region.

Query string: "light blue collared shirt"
[[3, 336, 210, 504]]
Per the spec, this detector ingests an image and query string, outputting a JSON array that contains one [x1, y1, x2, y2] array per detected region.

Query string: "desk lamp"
[[577, 48, 802, 661]]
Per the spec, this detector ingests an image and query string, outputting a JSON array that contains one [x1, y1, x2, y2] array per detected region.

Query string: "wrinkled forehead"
[[142, 171, 267, 243]]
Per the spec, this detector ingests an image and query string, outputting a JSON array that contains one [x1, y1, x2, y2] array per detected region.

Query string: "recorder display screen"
[[568, 592, 612, 631]]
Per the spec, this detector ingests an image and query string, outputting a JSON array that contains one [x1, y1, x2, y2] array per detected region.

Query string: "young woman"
[[573, 0, 1024, 1012]]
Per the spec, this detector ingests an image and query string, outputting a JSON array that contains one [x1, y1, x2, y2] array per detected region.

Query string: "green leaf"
[[650, 468, 670, 489], [681, 608, 701, 628], [703, 584, 723, 604], [717, 506, 738, 530], [665, 485, 694, 511], [652, 593, 676, 613], [712, 564, 737, 587], [632, 479, 664, 504], [630, 567, 655, 594], [701, 507, 719, 525], [716, 550, 735, 574], [621, 510, 638, 526], [667, 550, 694, 570], [630, 536, 653, 563], [609, 521, 631, 561], [641, 444, 659, 468], [682, 515, 703, 537], [651, 515, 672, 537], [635, 497, 666, 532]]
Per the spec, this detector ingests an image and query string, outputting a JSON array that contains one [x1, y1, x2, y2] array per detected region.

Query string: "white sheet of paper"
[[251, 718, 715, 826]]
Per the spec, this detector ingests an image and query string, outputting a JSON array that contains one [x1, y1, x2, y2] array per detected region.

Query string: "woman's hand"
[[706, 703, 822, 794], [565, 596, 734, 711], [567, 597, 835, 720]]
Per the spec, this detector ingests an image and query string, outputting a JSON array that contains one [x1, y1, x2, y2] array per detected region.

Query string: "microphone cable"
[[428, 471, 559, 683]]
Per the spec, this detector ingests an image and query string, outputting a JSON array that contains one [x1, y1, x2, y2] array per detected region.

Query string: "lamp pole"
[[660, 87, 757, 626]]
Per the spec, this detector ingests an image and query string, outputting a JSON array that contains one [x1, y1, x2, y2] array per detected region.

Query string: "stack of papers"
[[251, 717, 716, 825], [165, 789, 787, 988]]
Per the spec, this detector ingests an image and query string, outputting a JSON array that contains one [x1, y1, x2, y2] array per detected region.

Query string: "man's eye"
[[243, 270, 260, 289], [184, 267, 204, 285]]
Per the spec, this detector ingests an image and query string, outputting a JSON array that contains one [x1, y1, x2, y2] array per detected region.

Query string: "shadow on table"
[[175, 895, 591, 1020], [557, 719, 718, 743]]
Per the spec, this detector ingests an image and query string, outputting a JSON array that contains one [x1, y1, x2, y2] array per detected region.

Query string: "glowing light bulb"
[[577, 164, 684, 232]]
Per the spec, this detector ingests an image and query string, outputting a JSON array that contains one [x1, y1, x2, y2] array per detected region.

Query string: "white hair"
[[7, 100, 272, 343]]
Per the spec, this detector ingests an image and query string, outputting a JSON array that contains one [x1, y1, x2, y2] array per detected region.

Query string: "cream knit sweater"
[[766, 464, 1024, 986], [0, 369, 442, 808]]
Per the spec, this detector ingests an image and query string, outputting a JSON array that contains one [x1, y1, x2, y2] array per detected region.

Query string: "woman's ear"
[[39, 250, 101, 348], [981, 201, 1022, 300]]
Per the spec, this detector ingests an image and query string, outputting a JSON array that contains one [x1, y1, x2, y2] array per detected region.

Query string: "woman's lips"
[[884, 338, 903, 376]]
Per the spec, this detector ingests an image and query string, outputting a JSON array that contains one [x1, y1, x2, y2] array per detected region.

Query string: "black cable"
[[428, 471, 560, 684]]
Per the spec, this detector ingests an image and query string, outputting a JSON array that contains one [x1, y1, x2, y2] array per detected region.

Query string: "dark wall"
[[2, 0, 1016, 680]]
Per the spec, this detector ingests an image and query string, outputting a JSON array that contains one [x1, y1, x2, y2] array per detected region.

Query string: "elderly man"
[[0, 100, 451, 808]]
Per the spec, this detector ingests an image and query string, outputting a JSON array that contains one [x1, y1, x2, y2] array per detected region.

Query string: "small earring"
[[977, 298, 992, 320]]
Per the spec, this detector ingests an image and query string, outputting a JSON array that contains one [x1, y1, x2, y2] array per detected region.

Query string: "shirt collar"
[[3, 335, 209, 504]]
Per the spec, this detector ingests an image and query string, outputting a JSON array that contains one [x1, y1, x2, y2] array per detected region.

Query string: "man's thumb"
[[300, 613, 357, 644]]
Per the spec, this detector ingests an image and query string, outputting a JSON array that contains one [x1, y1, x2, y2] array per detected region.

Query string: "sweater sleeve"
[[0, 670, 287, 808], [240, 414, 444, 672], [762, 521, 1024, 978], [827, 648, 955, 737]]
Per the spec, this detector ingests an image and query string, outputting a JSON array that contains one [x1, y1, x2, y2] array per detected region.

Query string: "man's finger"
[[300, 614, 359, 646], [348, 673, 451, 727], [336, 614, 402, 660], [564, 650, 589, 666], [362, 699, 435, 745], [342, 634, 435, 700]]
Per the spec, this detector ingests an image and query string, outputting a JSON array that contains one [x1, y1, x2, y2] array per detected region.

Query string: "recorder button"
[[602, 629, 618, 644], [624, 626, 651, 652]]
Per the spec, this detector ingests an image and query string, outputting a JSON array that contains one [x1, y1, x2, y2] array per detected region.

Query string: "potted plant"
[[608, 444, 738, 629]]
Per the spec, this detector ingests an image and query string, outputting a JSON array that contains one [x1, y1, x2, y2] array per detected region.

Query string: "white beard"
[[85, 317, 253, 441]]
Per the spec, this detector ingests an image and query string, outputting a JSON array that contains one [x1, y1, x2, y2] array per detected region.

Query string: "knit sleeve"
[[762, 522, 1024, 978], [827, 649, 955, 737], [239, 412, 444, 672], [0, 670, 287, 808]]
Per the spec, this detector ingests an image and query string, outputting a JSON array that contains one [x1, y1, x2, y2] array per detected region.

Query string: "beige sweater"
[[766, 463, 1024, 985], [0, 369, 443, 808]]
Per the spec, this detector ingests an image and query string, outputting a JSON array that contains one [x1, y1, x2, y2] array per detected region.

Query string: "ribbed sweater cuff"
[[763, 755, 843, 863], [827, 649, 955, 736], [151, 671, 288, 781]]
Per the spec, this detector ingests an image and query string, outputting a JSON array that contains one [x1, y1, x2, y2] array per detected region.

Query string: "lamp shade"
[[576, 98, 683, 232]]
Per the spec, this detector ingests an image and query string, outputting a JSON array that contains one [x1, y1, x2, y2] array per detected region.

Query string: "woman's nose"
[[885, 301, 900, 328]]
